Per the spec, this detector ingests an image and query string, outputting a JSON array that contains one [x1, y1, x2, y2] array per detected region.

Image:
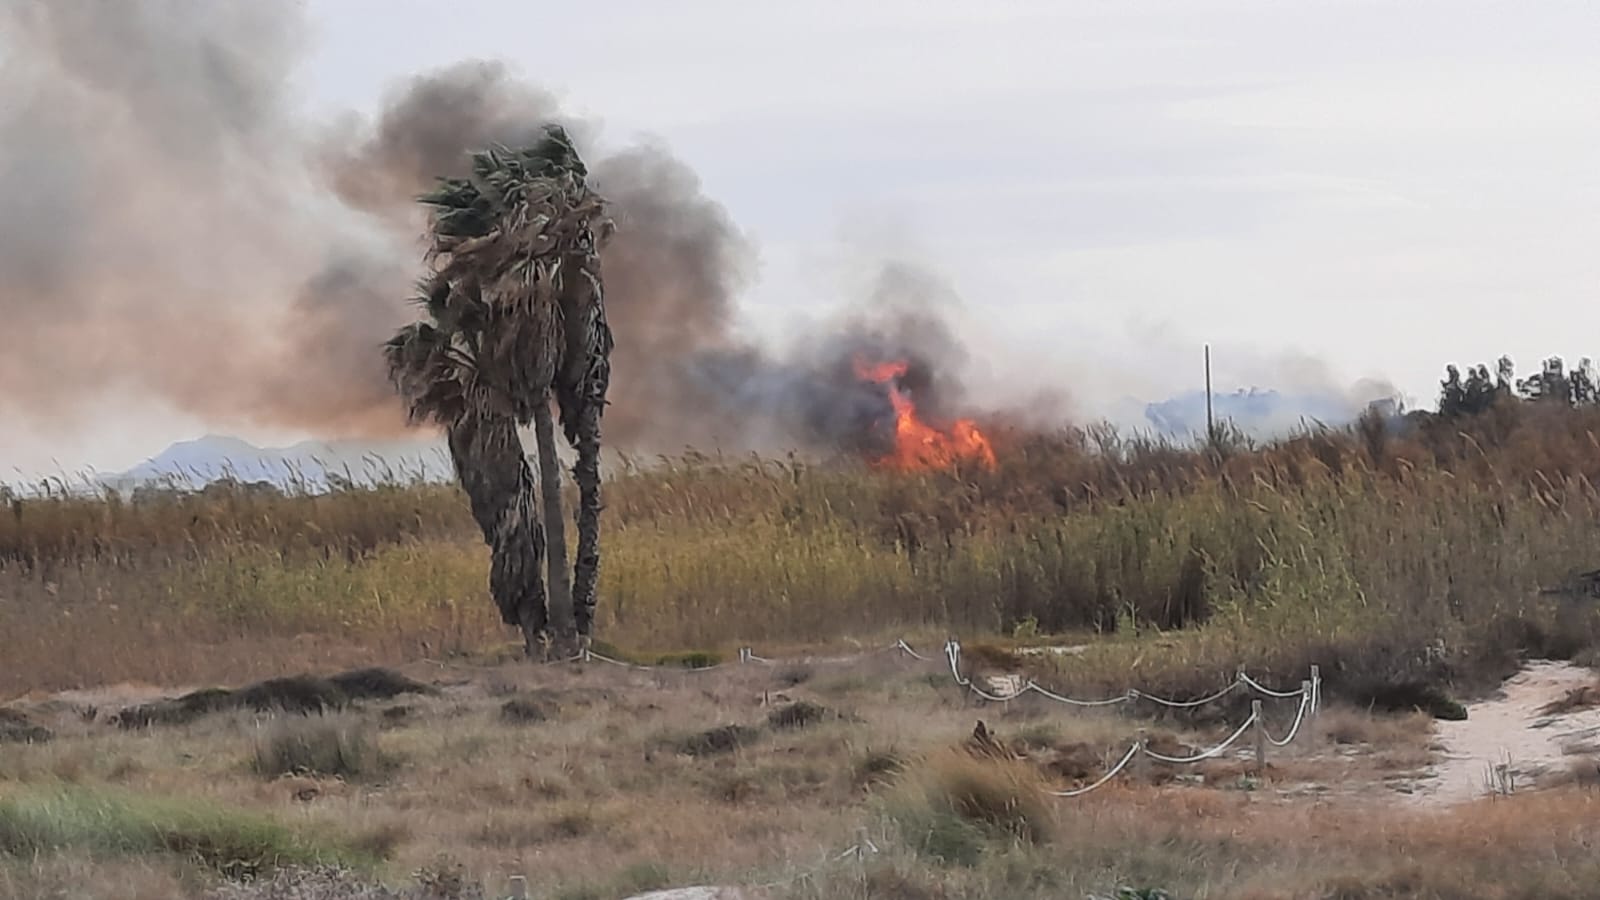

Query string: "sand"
[[1417, 660, 1600, 805]]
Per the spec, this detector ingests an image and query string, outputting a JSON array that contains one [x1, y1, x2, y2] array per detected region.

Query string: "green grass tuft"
[[883, 749, 1055, 867], [0, 785, 382, 879]]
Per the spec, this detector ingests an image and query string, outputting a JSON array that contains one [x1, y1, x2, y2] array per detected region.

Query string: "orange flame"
[[852, 356, 997, 472]]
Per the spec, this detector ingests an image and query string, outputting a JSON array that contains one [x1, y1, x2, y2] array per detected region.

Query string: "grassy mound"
[[0, 708, 50, 744], [114, 667, 434, 729]]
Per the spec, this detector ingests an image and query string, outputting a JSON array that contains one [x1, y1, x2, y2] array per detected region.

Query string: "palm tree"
[[384, 125, 614, 657]]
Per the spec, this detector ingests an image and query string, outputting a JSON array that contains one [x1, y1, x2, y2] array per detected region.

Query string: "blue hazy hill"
[[103, 434, 451, 493], [1142, 387, 1374, 440]]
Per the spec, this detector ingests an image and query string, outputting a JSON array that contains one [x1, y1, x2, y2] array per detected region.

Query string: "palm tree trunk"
[[571, 400, 603, 639], [446, 412, 547, 656], [532, 395, 575, 651], [556, 266, 612, 643]]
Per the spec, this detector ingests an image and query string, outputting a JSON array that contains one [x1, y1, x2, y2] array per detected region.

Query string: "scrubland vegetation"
[[6, 362, 1600, 701], [6, 360, 1600, 897]]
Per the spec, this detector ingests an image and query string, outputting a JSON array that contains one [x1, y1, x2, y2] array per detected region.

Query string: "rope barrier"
[[1142, 709, 1259, 764], [589, 652, 654, 670], [1026, 682, 1136, 708], [1263, 691, 1312, 748], [1044, 740, 1144, 797], [542, 634, 1321, 801], [1239, 672, 1306, 699], [894, 639, 934, 661], [561, 637, 1312, 710], [1130, 677, 1246, 708], [941, 639, 1307, 708]]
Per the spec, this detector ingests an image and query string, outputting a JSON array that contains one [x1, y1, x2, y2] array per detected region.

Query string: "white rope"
[[1131, 677, 1246, 708], [1044, 740, 1143, 797], [1239, 672, 1307, 699], [582, 650, 726, 672], [831, 836, 879, 861], [894, 639, 934, 661], [1142, 708, 1259, 764], [581, 650, 653, 670], [945, 640, 1306, 709], [1264, 691, 1312, 747], [945, 641, 1026, 701], [559, 635, 1319, 803], [1025, 682, 1134, 708], [752, 833, 880, 889], [573, 637, 1315, 718], [967, 682, 1021, 702], [945, 640, 972, 686]]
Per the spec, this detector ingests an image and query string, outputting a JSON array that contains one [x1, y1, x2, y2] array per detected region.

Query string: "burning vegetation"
[[853, 355, 997, 472]]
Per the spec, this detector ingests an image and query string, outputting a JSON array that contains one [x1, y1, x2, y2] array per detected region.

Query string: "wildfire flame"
[[852, 356, 997, 472]]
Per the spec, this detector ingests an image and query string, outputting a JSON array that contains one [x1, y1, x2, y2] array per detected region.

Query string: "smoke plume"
[[0, 0, 1002, 462]]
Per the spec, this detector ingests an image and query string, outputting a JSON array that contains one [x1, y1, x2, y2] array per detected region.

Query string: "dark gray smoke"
[[0, 1, 993, 460], [679, 262, 980, 458]]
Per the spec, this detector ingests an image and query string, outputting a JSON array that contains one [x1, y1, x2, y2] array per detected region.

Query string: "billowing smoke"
[[0, 0, 998, 464], [680, 262, 980, 459], [0, 2, 406, 436]]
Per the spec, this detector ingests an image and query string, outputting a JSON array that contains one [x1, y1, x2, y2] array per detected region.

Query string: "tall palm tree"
[[384, 125, 613, 657]]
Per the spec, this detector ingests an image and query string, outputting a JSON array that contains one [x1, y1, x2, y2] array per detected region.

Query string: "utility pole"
[[1204, 344, 1215, 449]]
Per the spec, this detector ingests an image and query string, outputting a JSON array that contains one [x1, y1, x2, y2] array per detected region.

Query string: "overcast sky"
[[7, 0, 1598, 477]]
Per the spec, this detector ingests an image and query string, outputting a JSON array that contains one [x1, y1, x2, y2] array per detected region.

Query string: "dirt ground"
[[4, 646, 1600, 899], [1414, 660, 1600, 804]]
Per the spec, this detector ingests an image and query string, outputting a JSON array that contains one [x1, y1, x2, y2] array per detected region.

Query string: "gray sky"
[[7, 0, 1599, 477]]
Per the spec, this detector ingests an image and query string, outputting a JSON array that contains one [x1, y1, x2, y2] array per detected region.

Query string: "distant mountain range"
[[57, 386, 1391, 495], [99, 434, 453, 494]]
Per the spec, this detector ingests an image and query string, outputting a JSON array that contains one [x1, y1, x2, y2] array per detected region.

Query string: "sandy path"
[[1416, 660, 1600, 805]]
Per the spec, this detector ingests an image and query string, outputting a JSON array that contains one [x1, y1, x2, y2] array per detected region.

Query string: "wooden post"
[[1251, 699, 1266, 775], [1132, 728, 1149, 784], [1299, 680, 1313, 742], [1309, 664, 1321, 718]]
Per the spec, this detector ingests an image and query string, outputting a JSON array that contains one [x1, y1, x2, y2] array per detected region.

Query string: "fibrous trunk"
[[445, 412, 546, 656], [571, 399, 603, 638], [532, 396, 575, 653], [557, 266, 612, 641]]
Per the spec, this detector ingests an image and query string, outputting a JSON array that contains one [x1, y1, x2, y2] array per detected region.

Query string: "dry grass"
[[783, 787, 1600, 899], [1316, 706, 1435, 748], [883, 748, 1056, 866], [1538, 682, 1600, 716], [8, 404, 1600, 706], [9, 402, 1600, 895], [250, 714, 393, 781], [1, 644, 1598, 898]]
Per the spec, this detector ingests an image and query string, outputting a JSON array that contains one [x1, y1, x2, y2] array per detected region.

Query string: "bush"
[[499, 697, 553, 724], [883, 749, 1054, 867], [673, 724, 762, 757], [251, 714, 393, 781]]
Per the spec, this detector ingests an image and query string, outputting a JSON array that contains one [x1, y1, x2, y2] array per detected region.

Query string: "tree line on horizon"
[[1435, 355, 1599, 420]]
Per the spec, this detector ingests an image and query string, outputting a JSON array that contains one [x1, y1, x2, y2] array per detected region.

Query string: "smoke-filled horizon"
[[0, 1, 1394, 467]]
